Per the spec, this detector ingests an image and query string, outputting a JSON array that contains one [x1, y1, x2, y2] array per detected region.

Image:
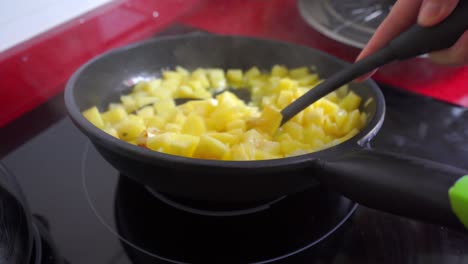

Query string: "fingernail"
[[418, 1, 442, 25]]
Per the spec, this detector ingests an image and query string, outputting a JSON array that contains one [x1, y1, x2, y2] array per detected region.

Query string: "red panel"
[[182, 0, 468, 106], [0, 0, 199, 127]]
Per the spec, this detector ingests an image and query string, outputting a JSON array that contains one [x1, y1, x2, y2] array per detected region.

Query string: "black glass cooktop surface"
[[1, 26, 468, 264]]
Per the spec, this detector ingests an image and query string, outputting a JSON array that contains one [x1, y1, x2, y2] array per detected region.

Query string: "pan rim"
[[64, 34, 385, 170]]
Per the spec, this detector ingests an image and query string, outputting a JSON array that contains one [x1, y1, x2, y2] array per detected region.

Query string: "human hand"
[[356, 0, 468, 80]]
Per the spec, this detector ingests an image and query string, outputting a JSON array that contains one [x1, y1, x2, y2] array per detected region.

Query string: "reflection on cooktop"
[[114, 177, 356, 264]]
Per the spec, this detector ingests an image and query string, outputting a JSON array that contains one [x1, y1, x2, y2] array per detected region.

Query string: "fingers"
[[355, 0, 423, 81], [428, 30, 468, 66], [356, 0, 423, 62], [418, 0, 459, 26]]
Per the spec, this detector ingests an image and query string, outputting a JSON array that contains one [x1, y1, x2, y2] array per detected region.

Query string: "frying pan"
[[64, 35, 468, 231]]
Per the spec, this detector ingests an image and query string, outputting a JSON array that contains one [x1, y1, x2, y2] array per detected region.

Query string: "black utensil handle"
[[317, 148, 468, 231], [389, 0, 468, 60]]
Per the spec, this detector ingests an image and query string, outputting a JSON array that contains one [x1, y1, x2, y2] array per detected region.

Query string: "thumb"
[[418, 0, 459, 26]]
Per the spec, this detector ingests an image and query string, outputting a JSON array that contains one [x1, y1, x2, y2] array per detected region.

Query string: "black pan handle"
[[316, 148, 468, 231]]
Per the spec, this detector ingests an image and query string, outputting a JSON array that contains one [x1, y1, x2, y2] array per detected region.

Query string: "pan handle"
[[316, 148, 468, 231]]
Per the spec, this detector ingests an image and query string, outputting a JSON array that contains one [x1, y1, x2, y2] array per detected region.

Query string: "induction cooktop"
[[1, 25, 468, 264]]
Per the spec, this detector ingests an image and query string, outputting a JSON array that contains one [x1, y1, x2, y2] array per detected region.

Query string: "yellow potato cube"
[[229, 144, 251, 160], [176, 66, 190, 77], [207, 132, 238, 145], [247, 105, 282, 136], [120, 95, 137, 112], [154, 99, 176, 120], [276, 78, 297, 91], [165, 134, 200, 157], [101, 107, 127, 125], [226, 119, 247, 131], [83, 106, 105, 129], [254, 150, 280, 160], [245, 67, 261, 80], [280, 140, 310, 156], [242, 129, 267, 147], [336, 85, 349, 98], [259, 140, 281, 155], [315, 98, 339, 116], [144, 116, 165, 130], [325, 91, 339, 103], [115, 119, 146, 141], [298, 74, 319, 86], [136, 106, 154, 118], [181, 113, 206, 136], [334, 109, 348, 128], [282, 122, 304, 141], [342, 109, 361, 134], [289, 67, 309, 79], [180, 100, 216, 117], [163, 70, 183, 81], [338, 128, 359, 143], [226, 69, 244, 86], [103, 127, 119, 138], [303, 107, 325, 126], [165, 123, 182, 133], [276, 90, 294, 108], [360, 112, 368, 128], [191, 69, 210, 88], [193, 135, 228, 159], [271, 65, 288, 77], [132, 81, 149, 93], [303, 124, 326, 144], [208, 69, 227, 89], [146, 133, 171, 151], [339, 91, 362, 111]]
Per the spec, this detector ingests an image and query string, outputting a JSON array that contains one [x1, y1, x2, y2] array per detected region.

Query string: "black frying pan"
[[64, 35, 468, 231]]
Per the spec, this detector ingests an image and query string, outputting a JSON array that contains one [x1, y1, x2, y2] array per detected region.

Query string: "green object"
[[449, 175, 468, 229]]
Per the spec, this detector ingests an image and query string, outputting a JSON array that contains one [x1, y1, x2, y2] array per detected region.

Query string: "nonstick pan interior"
[[65, 35, 385, 203]]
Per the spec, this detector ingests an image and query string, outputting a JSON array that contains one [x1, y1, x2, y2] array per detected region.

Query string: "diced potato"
[[207, 132, 238, 145], [144, 116, 165, 129], [226, 119, 246, 132], [247, 105, 282, 136], [226, 69, 244, 86], [276, 90, 294, 108], [289, 67, 309, 79], [241, 129, 266, 147], [83, 65, 367, 161], [136, 106, 154, 118], [271, 65, 288, 77], [276, 78, 297, 91], [208, 69, 227, 89], [102, 107, 127, 125], [342, 109, 361, 134], [181, 113, 206, 136], [315, 98, 339, 116], [120, 95, 137, 112], [298, 74, 319, 86], [282, 122, 303, 141], [148, 132, 199, 157], [280, 140, 310, 156], [303, 107, 325, 126], [103, 127, 119, 138], [340, 91, 362, 111], [245, 67, 261, 79], [191, 69, 210, 88], [83, 106, 105, 128], [115, 119, 146, 141], [303, 124, 326, 144], [193, 135, 228, 159], [154, 99, 176, 120]]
